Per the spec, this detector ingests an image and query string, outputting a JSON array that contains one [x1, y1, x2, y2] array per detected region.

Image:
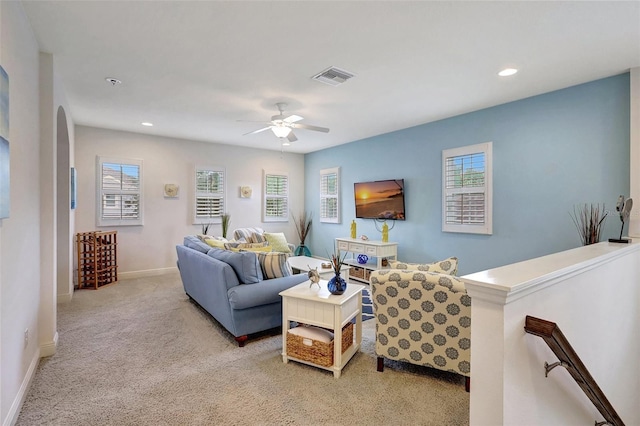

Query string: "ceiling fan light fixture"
[[271, 126, 291, 138], [498, 68, 518, 77]]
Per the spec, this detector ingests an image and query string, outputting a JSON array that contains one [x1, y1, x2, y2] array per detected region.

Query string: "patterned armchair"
[[370, 258, 471, 391]]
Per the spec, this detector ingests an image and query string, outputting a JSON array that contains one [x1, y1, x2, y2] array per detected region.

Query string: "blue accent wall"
[[304, 74, 630, 275]]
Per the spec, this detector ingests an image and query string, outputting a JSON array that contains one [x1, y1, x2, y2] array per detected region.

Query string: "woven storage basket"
[[287, 322, 354, 367], [350, 266, 365, 280]]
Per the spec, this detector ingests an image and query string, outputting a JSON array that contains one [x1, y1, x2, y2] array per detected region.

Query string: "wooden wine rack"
[[76, 231, 118, 289]]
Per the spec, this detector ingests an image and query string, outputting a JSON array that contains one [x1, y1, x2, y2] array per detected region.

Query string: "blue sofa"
[[176, 236, 308, 346]]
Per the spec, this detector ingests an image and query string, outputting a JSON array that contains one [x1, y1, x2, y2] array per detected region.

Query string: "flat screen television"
[[354, 179, 405, 220]]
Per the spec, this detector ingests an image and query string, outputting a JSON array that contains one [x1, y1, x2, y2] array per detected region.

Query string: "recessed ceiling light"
[[498, 68, 518, 77], [281, 141, 291, 146], [141, 122, 153, 127]]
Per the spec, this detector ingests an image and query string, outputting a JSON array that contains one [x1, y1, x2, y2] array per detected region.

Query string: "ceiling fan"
[[240, 103, 329, 144]]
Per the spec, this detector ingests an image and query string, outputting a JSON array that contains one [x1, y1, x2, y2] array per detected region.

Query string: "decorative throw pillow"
[[204, 238, 226, 249], [256, 252, 292, 279], [263, 232, 292, 254], [224, 241, 268, 250], [251, 232, 267, 244], [239, 246, 273, 253], [233, 227, 265, 243], [388, 256, 458, 275]]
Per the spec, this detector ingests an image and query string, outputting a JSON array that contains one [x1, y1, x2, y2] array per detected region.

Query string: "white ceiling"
[[21, 1, 640, 154]]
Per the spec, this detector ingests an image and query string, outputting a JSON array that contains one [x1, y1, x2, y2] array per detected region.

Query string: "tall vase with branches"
[[570, 203, 608, 246], [292, 211, 312, 256]]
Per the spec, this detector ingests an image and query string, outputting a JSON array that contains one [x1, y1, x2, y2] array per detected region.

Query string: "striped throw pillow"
[[256, 252, 292, 279]]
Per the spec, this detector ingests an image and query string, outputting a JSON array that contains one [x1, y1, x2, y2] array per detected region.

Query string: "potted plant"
[[201, 222, 212, 235], [292, 211, 312, 256], [570, 203, 607, 245], [221, 213, 231, 239]]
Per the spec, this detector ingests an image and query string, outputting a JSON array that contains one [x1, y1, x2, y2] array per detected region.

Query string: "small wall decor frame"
[[0, 65, 9, 219], [240, 186, 252, 198], [164, 183, 179, 198]]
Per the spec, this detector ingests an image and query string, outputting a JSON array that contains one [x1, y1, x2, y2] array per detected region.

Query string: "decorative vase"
[[294, 245, 311, 257], [327, 273, 347, 295], [357, 254, 368, 264]]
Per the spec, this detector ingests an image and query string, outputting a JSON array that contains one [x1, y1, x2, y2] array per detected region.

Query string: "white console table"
[[335, 238, 398, 283]]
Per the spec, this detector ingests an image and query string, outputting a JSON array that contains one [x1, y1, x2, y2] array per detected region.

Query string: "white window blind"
[[263, 171, 288, 222], [96, 157, 143, 226], [442, 142, 492, 234], [194, 167, 225, 223], [320, 167, 340, 223]]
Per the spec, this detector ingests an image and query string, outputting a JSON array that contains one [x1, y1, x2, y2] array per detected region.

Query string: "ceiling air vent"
[[312, 66, 355, 86]]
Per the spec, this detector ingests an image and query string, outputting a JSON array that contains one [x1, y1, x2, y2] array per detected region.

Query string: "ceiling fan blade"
[[287, 132, 298, 142], [292, 123, 330, 133], [243, 126, 272, 136], [283, 114, 303, 123]]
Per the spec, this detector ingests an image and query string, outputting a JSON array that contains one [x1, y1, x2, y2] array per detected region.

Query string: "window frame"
[[263, 170, 289, 223], [320, 167, 340, 223], [193, 165, 226, 225], [442, 142, 493, 235], [96, 156, 144, 227]]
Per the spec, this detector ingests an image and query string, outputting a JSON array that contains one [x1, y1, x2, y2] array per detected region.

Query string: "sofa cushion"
[[227, 274, 308, 310], [183, 236, 212, 254], [388, 256, 458, 275], [207, 248, 263, 284], [256, 252, 292, 279], [263, 232, 292, 254]]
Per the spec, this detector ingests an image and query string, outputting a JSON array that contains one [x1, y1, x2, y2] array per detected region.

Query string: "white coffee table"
[[279, 280, 364, 377], [287, 255, 350, 280]]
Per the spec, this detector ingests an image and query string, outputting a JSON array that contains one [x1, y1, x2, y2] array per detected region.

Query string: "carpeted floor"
[[16, 272, 469, 425]]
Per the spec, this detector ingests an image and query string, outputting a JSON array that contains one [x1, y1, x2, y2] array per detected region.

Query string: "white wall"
[[463, 242, 640, 426], [629, 67, 639, 238], [74, 125, 305, 276], [0, 2, 43, 424]]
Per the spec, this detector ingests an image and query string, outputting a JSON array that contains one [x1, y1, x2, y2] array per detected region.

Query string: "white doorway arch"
[[56, 105, 73, 300]]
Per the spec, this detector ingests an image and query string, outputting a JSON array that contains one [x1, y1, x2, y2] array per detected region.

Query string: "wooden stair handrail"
[[524, 316, 625, 426]]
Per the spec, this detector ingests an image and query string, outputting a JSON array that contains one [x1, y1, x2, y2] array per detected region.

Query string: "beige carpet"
[[17, 272, 469, 425]]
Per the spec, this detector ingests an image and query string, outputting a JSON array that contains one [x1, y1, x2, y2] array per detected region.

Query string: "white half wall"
[[463, 242, 640, 426], [74, 126, 305, 275]]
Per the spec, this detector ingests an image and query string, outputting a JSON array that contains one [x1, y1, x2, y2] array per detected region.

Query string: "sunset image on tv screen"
[[354, 179, 405, 220]]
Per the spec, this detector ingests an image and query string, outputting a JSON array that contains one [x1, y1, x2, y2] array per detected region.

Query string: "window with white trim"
[[263, 170, 288, 222], [96, 156, 143, 226], [194, 166, 225, 224], [442, 142, 492, 234], [320, 167, 340, 223]]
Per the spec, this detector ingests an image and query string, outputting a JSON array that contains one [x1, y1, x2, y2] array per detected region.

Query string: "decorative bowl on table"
[[357, 254, 369, 264], [321, 262, 332, 269]]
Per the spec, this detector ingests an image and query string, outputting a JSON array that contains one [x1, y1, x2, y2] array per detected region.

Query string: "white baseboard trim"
[[40, 332, 59, 358], [3, 347, 40, 426], [57, 292, 72, 303], [118, 267, 178, 280]]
